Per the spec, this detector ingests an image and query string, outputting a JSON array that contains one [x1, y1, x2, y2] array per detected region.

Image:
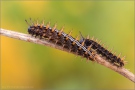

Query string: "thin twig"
[[0, 28, 135, 83]]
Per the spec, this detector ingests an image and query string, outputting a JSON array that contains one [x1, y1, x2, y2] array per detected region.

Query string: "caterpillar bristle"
[[52, 24, 57, 32], [124, 60, 128, 65], [40, 20, 44, 28], [81, 40, 85, 46], [58, 27, 64, 35], [46, 21, 50, 29], [42, 20, 45, 25], [91, 36, 94, 40], [95, 38, 98, 42], [118, 53, 121, 58], [25, 20, 30, 26], [87, 46, 91, 51], [68, 31, 72, 36], [86, 35, 90, 39], [121, 56, 126, 61], [36, 19, 38, 25], [72, 35, 79, 45], [75, 35, 79, 40], [109, 48, 113, 52], [113, 52, 116, 55]]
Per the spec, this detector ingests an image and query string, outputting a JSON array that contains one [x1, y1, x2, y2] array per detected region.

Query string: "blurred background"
[[1, 1, 134, 89]]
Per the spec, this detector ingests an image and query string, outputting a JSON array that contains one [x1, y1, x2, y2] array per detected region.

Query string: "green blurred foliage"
[[1, 1, 134, 89]]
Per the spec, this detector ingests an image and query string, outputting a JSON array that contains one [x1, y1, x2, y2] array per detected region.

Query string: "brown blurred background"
[[1, 1, 134, 89]]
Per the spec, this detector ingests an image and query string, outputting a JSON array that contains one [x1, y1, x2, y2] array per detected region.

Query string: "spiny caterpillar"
[[25, 19, 125, 67], [25, 19, 95, 61], [80, 35, 125, 67]]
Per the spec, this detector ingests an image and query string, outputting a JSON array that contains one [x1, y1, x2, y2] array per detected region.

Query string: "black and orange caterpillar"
[[79, 35, 125, 67], [25, 19, 95, 61], [25, 19, 125, 67]]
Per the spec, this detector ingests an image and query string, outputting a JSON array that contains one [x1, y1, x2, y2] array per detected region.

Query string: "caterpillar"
[[25, 19, 95, 61], [79, 34, 125, 67], [25, 19, 125, 67]]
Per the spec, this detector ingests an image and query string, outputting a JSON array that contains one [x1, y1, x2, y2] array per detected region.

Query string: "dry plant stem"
[[0, 28, 135, 83]]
